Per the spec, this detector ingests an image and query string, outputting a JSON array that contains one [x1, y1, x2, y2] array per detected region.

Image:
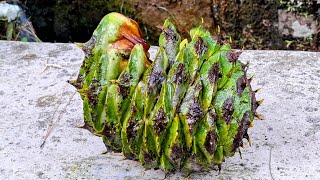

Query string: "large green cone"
[[70, 13, 261, 174]]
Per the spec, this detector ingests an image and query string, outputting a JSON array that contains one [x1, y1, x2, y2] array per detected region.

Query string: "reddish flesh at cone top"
[[110, 20, 150, 55]]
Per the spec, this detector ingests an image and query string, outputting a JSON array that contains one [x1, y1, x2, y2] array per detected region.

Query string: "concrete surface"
[[0, 40, 319, 180]]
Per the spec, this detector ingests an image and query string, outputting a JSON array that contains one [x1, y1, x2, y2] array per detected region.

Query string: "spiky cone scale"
[[179, 51, 221, 171], [101, 84, 123, 152], [185, 26, 220, 82], [193, 109, 218, 165], [145, 37, 199, 171], [136, 48, 170, 169], [159, 115, 184, 172], [143, 19, 180, 118], [200, 53, 220, 112], [178, 77, 205, 173], [177, 30, 222, 169], [117, 43, 149, 122], [76, 48, 127, 133], [179, 77, 203, 150], [92, 50, 124, 132], [159, 19, 181, 67], [138, 21, 182, 170], [216, 44, 234, 89], [141, 60, 186, 169], [212, 62, 244, 159], [70, 13, 262, 174], [121, 81, 146, 159], [101, 44, 149, 152], [180, 109, 218, 175], [142, 47, 168, 117]]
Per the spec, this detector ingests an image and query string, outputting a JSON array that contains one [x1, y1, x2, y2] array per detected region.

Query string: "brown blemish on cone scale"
[[82, 35, 96, 58], [195, 37, 208, 56], [208, 62, 219, 84], [237, 76, 247, 96], [233, 111, 251, 150], [205, 130, 217, 154], [127, 105, 139, 141], [173, 64, 187, 85], [117, 73, 130, 97], [187, 98, 203, 132], [147, 61, 165, 90], [222, 98, 233, 124], [163, 26, 179, 42], [226, 50, 242, 63], [154, 108, 168, 135], [170, 145, 183, 163], [162, 26, 179, 67]]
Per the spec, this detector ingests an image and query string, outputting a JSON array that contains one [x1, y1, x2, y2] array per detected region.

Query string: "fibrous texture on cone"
[[69, 12, 262, 173]]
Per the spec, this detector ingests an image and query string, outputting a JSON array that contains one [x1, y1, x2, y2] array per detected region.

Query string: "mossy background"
[[3, 0, 320, 51]]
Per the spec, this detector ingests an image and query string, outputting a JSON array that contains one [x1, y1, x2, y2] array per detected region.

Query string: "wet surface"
[[0, 41, 320, 179]]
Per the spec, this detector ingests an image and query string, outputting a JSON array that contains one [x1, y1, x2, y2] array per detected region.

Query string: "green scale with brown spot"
[[70, 12, 262, 173]]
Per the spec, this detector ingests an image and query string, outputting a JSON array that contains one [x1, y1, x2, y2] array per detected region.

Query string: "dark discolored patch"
[[164, 26, 178, 41], [226, 50, 242, 63], [233, 111, 251, 150], [222, 98, 233, 124], [237, 76, 247, 96], [86, 78, 100, 105], [143, 152, 154, 165], [154, 108, 168, 135], [187, 98, 203, 131], [194, 81, 202, 90], [102, 125, 117, 142], [170, 145, 183, 162], [118, 72, 130, 86], [218, 71, 223, 79], [195, 37, 208, 55], [173, 64, 187, 85], [101, 124, 122, 152], [163, 27, 179, 67], [147, 65, 165, 91], [118, 72, 130, 97], [126, 106, 139, 141], [208, 62, 220, 84], [127, 119, 137, 142], [205, 130, 217, 154], [86, 90, 97, 106], [82, 35, 96, 58]]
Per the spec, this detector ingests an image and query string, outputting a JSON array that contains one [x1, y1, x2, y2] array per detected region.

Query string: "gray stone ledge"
[[0, 40, 320, 179]]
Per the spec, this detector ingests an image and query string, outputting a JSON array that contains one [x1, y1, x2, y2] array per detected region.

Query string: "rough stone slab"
[[0, 40, 319, 180]]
